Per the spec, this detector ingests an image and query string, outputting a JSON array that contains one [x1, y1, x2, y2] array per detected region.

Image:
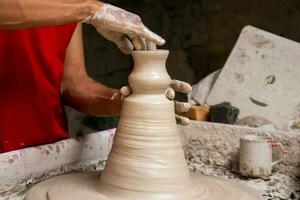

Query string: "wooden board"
[[206, 26, 300, 129]]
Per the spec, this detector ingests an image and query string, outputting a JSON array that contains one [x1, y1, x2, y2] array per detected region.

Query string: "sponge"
[[179, 105, 210, 121]]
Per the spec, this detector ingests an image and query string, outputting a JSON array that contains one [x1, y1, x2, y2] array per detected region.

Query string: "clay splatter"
[[249, 97, 268, 107], [56, 145, 60, 154]]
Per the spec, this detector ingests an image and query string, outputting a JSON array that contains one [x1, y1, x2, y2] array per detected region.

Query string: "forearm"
[[61, 77, 122, 117], [0, 0, 103, 29]]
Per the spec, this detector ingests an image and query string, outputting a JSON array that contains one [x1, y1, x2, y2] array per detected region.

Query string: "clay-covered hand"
[[165, 80, 192, 126], [110, 86, 131, 101], [83, 3, 165, 54], [119, 80, 192, 126]]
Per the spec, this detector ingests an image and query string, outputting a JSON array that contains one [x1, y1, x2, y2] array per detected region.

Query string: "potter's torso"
[[0, 24, 76, 152]]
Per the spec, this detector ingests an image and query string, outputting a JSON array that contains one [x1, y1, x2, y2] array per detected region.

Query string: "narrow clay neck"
[[129, 50, 171, 94], [131, 50, 169, 68]]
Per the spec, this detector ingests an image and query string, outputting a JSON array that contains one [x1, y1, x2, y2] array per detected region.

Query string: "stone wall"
[[70, 0, 300, 134]]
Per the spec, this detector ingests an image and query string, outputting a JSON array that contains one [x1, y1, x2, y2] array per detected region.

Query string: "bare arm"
[[0, 0, 102, 29], [61, 23, 122, 116], [0, 0, 164, 54]]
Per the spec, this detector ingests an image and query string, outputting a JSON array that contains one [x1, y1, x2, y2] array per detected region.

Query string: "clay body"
[[26, 50, 262, 200], [98, 50, 195, 199]]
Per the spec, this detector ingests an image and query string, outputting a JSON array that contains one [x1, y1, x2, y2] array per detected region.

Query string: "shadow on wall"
[[68, 0, 300, 136]]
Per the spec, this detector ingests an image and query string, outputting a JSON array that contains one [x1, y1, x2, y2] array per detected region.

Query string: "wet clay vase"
[[26, 50, 262, 200]]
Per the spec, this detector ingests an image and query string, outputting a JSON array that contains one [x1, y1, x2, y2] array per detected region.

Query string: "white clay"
[[26, 50, 262, 200]]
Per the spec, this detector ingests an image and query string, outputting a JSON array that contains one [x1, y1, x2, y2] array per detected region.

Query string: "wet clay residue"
[[56, 145, 60, 154], [249, 97, 268, 107], [240, 163, 270, 180], [238, 47, 250, 64], [236, 116, 272, 127], [265, 75, 276, 86], [234, 73, 245, 84], [254, 34, 275, 49]]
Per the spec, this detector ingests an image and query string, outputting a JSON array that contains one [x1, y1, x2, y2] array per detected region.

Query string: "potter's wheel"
[[26, 50, 263, 200], [26, 172, 262, 200]]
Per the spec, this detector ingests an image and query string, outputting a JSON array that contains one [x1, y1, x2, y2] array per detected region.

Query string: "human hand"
[[115, 80, 192, 126], [110, 86, 131, 102], [84, 3, 165, 54], [165, 80, 192, 125]]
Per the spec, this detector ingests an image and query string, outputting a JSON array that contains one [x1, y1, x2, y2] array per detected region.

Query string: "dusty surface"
[[2, 121, 299, 200], [0, 129, 115, 200], [180, 121, 300, 200], [187, 162, 299, 200], [179, 121, 300, 177]]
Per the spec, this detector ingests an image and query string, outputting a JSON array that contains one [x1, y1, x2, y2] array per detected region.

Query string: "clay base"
[[26, 172, 263, 200]]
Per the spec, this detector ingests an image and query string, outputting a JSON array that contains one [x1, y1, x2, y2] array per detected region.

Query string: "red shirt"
[[0, 24, 77, 153]]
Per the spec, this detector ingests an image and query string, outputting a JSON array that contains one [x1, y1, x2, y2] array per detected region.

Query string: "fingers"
[[110, 86, 131, 101], [122, 24, 164, 50], [96, 29, 134, 55], [175, 114, 190, 126], [129, 37, 157, 51], [131, 36, 146, 51], [120, 86, 131, 97], [140, 24, 165, 46], [110, 91, 122, 101], [118, 36, 134, 55], [88, 3, 165, 52], [170, 80, 192, 93], [128, 34, 156, 51], [94, 17, 162, 53], [127, 34, 147, 51], [165, 88, 175, 100], [146, 40, 157, 51], [106, 22, 164, 49], [175, 101, 191, 113]]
